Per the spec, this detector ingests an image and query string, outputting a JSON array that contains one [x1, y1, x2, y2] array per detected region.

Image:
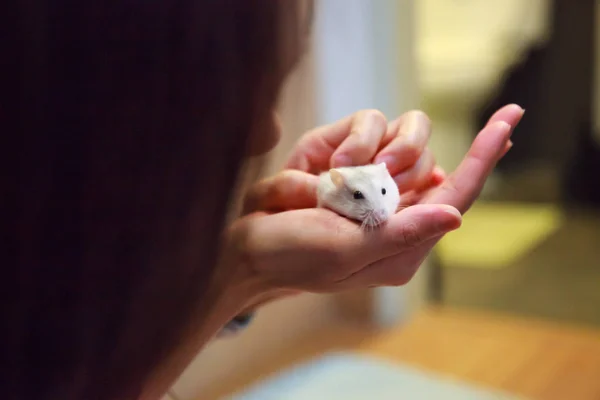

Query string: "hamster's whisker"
[[359, 213, 369, 231], [360, 219, 367, 231], [360, 211, 375, 231], [366, 216, 373, 231]]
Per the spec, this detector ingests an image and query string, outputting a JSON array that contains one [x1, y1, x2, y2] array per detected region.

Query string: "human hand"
[[232, 104, 524, 292], [284, 108, 444, 194]]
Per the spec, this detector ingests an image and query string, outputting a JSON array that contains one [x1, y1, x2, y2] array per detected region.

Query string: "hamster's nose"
[[376, 209, 388, 221]]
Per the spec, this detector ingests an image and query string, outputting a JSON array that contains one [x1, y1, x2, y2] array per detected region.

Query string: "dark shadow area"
[[434, 0, 600, 328]]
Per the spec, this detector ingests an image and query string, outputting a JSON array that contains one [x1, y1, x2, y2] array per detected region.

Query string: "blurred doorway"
[[426, 0, 600, 329]]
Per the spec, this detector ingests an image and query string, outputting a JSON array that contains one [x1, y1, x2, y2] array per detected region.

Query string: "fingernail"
[[511, 103, 525, 113], [358, 114, 375, 136], [375, 155, 398, 172], [399, 111, 425, 145], [513, 105, 525, 126], [353, 111, 381, 143], [496, 121, 512, 135], [516, 108, 525, 125], [437, 205, 462, 232]]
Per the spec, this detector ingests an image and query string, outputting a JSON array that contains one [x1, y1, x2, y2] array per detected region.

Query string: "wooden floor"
[[205, 306, 600, 400], [362, 307, 600, 400]]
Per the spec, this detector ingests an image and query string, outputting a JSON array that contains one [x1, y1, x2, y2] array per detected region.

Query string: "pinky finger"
[[411, 166, 447, 195], [497, 140, 513, 161], [393, 148, 436, 193], [397, 166, 447, 207], [430, 166, 446, 186]]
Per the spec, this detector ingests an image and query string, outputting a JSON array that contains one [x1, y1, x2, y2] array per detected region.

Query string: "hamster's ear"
[[377, 162, 388, 171], [329, 169, 345, 188]]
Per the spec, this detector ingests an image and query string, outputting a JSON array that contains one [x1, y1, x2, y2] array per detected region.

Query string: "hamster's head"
[[328, 162, 400, 227]]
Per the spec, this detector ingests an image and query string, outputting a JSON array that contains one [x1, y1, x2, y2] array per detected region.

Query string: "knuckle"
[[278, 169, 296, 179], [361, 108, 387, 122], [277, 169, 300, 188], [408, 109, 431, 125], [399, 222, 421, 249], [360, 109, 388, 130], [440, 178, 460, 196], [402, 143, 422, 164]]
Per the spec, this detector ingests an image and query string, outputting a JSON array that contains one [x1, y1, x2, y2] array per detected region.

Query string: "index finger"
[[374, 110, 432, 176], [284, 109, 388, 173]]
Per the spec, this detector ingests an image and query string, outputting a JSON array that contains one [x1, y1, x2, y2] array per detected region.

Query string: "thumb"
[[242, 169, 320, 214], [347, 204, 462, 265]]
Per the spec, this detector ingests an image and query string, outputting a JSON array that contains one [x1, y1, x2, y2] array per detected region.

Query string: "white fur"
[[317, 162, 401, 228]]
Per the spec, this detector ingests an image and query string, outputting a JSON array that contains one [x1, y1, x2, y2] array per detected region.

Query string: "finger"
[[421, 104, 524, 212], [423, 120, 513, 213], [431, 165, 447, 185], [337, 204, 462, 269], [330, 109, 388, 167], [284, 114, 355, 173], [284, 109, 387, 173], [374, 110, 432, 176], [396, 166, 447, 207], [498, 140, 513, 160], [347, 235, 444, 287], [242, 170, 319, 214], [379, 113, 408, 149], [397, 190, 420, 207], [413, 166, 447, 197], [393, 148, 436, 193], [485, 103, 524, 127], [342, 239, 436, 287]]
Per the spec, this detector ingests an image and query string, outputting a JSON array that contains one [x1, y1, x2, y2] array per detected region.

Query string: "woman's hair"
[[0, 1, 310, 399]]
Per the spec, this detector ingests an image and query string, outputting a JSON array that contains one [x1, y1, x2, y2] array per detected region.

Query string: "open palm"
[[234, 105, 524, 292]]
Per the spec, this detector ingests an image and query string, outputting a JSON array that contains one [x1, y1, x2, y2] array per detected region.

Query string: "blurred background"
[[165, 1, 600, 399]]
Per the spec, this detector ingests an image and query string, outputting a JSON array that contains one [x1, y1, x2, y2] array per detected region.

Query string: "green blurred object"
[[436, 201, 563, 270]]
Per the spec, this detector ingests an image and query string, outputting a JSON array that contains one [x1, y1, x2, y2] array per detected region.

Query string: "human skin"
[[139, 104, 524, 400]]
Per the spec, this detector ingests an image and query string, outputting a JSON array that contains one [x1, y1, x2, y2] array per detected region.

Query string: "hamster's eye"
[[381, 188, 386, 195], [353, 191, 364, 200]]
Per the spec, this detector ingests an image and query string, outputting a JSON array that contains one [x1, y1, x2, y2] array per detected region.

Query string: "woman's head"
[[1, 1, 311, 399]]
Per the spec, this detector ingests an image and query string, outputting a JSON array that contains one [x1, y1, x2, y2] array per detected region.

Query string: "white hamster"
[[317, 162, 401, 228]]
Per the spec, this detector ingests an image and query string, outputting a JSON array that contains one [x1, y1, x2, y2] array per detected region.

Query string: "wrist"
[[210, 269, 267, 339], [217, 288, 299, 339], [217, 215, 303, 325], [238, 288, 300, 314], [217, 312, 256, 338]]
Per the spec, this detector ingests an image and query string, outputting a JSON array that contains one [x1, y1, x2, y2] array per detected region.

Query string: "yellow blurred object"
[[436, 201, 564, 269]]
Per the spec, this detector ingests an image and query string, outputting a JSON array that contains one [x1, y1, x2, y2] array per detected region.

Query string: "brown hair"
[[0, 1, 310, 399]]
